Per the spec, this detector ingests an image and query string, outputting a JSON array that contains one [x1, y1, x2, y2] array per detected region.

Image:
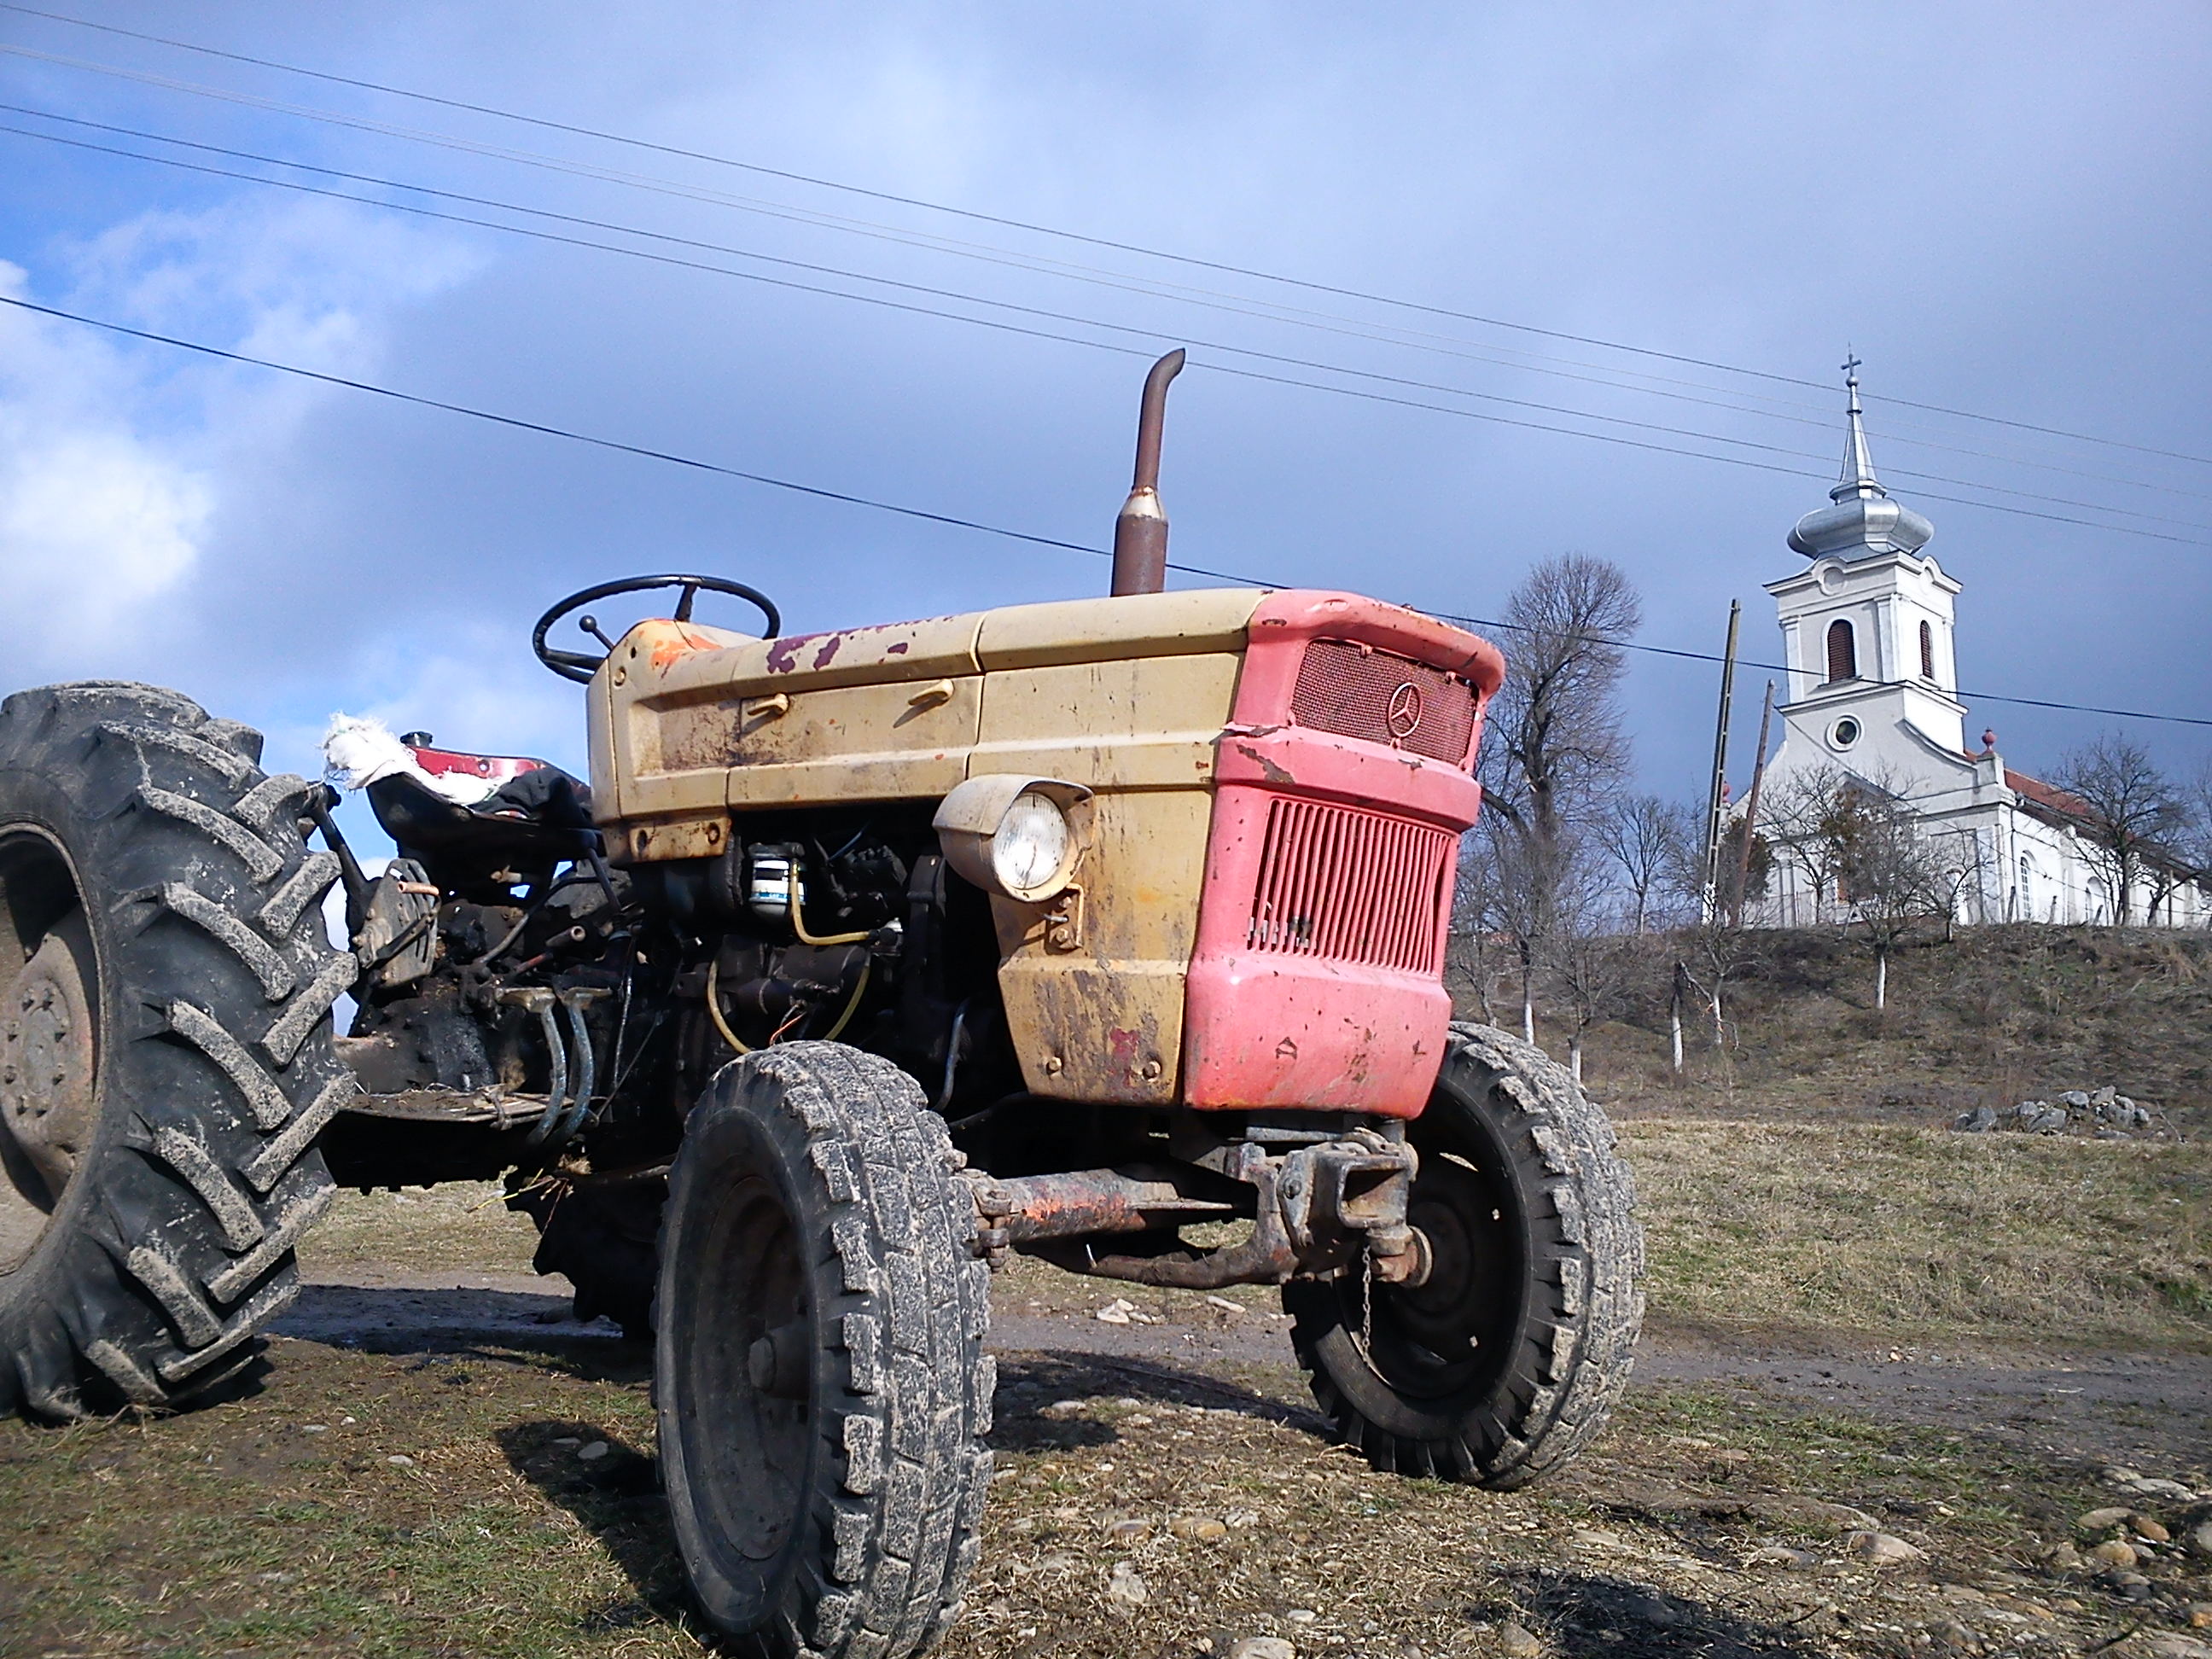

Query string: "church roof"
[[1788, 358, 1936, 559], [2002, 765, 2207, 877], [2003, 767, 2093, 824]]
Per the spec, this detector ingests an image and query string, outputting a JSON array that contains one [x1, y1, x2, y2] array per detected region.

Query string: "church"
[[1742, 366, 2209, 930]]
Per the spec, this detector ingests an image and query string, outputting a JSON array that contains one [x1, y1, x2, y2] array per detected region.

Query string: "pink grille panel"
[[1289, 638, 1479, 765], [1246, 797, 1454, 975]]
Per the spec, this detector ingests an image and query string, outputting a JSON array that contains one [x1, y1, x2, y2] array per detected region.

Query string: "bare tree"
[[2183, 760, 2212, 886], [1757, 763, 1850, 926], [1470, 817, 1560, 1043], [1594, 794, 1694, 932], [1447, 827, 1505, 1026], [1680, 911, 1756, 1053], [1541, 842, 1639, 1085], [1831, 780, 1940, 1012], [1714, 813, 1772, 927], [1478, 555, 1643, 945], [1650, 817, 1754, 1052], [2052, 734, 2186, 926], [1922, 829, 1992, 941]]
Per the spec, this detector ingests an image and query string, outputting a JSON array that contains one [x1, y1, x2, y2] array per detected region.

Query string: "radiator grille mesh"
[[1246, 797, 1455, 974], [1289, 639, 1478, 764]]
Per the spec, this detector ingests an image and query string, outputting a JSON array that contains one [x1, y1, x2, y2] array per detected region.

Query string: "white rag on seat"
[[321, 713, 500, 806]]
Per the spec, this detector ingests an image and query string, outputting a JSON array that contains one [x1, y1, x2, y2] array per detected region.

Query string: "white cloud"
[[0, 263, 212, 636], [0, 198, 484, 681]]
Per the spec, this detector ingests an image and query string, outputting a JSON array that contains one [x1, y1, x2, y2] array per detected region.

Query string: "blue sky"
[[3, 2, 2208, 824]]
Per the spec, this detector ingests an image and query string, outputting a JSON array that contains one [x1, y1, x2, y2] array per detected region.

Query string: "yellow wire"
[[705, 952, 871, 1050], [821, 959, 872, 1041], [703, 957, 751, 1055], [788, 870, 871, 946]]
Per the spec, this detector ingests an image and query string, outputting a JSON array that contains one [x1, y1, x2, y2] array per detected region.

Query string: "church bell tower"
[[1764, 359, 1967, 780]]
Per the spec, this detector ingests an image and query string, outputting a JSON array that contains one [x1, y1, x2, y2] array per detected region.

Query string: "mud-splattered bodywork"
[[590, 589, 1502, 1115]]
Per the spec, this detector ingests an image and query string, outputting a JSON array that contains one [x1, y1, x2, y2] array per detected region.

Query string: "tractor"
[[0, 352, 1641, 1656]]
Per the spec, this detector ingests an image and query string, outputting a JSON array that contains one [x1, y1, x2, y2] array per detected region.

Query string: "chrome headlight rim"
[[931, 774, 1091, 904]]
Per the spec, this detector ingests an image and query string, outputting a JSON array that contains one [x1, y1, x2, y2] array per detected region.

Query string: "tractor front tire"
[[656, 1042, 992, 1658], [0, 684, 347, 1418], [1284, 1022, 1643, 1487]]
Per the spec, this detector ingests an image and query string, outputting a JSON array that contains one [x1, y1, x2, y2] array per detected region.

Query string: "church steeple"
[[1832, 352, 1883, 502], [1787, 356, 1935, 558]]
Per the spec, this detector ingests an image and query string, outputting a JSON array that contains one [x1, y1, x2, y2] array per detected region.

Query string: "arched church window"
[[1825, 619, 1856, 682], [1919, 620, 1935, 680]]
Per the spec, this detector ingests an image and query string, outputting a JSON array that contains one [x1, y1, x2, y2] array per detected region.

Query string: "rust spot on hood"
[[765, 633, 815, 673], [1233, 742, 1295, 787], [639, 621, 727, 671]]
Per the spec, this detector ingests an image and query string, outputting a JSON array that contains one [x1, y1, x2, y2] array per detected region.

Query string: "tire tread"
[[0, 683, 344, 1420]]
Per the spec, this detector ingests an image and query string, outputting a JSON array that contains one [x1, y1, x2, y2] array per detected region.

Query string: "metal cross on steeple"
[[1833, 348, 1883, 501]]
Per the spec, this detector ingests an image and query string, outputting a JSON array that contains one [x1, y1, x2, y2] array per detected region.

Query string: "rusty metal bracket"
[[978, 1129, 1429, 1291], [1043, 883, 1086, 953]]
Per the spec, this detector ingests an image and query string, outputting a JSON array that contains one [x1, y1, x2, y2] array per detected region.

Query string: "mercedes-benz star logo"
[[1386, 680, 1423, 740]]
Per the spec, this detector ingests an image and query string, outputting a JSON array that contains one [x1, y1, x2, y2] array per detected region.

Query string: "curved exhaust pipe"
[[1110, 348, 1185, 597]]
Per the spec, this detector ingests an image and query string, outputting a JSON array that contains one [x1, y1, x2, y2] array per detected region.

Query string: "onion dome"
[[1788, 358, 1935, 558]]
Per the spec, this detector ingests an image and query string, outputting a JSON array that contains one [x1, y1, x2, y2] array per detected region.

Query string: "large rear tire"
[[0, 684, 347, 1418], [1283, 1022, 1643, 1487], [656, 1042, 992, 1658]]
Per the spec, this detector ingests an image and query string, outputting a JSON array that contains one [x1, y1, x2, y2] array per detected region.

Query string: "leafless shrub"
[[2052, 733, 2187, 926], [1594, 793, 1696, 934]]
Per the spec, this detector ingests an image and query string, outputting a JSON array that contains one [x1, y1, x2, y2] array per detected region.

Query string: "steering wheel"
[[533, 573, 782, 684]]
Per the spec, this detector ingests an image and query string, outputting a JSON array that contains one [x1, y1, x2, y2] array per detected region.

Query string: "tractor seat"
[[364, 738, 598, 876]]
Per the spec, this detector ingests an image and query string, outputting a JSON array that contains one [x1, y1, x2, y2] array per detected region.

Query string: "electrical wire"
[[3, 289, 2206, 732], [0, 292, 1111, 560], [701, 957, 750, 1055], [37, 32, 2194, 503], [2, 9, 2208, 472], [9, 102, 2209, 526], [5, 116, 2209, 546]]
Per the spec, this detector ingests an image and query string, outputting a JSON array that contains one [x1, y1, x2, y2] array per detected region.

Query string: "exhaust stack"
[[1110, 348, 1185, 597]]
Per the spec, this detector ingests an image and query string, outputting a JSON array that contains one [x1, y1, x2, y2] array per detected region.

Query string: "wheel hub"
[[0, 931, 96, 1202]]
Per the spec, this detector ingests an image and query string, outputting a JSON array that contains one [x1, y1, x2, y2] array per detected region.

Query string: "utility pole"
[[1730, 679, 1776, 927], [1698, 600, 1741, 924]]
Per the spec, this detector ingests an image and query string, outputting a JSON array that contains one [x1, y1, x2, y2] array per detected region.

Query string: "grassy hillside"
[[1457, 925, 2212, 1131], [1621, 1119, 2211, 1353]]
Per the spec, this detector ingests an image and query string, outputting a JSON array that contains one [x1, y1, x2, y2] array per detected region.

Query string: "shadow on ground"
[[1476, 1567, 1825, 1658], [498, 1418, 701, 1640], [271, 1285, 654, 1383]]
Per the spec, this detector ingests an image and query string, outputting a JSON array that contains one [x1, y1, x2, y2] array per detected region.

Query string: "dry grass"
[[1621, 1120, 2212, 1353], [1476, 926, 2212, 1130], [299, 1181, 542, 1278], [297, 1122, 2212, 1359]]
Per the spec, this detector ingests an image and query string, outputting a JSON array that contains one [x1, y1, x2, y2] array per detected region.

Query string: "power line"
[[28, 32, 2200, 509], [7, 114, 2209, 550], [1426, 611, 2212, 733], [4, 291, 2207, 733], [0, 292, 1112, 561], [10, 48, 2212, 509], [4, 4, 2209, 473]]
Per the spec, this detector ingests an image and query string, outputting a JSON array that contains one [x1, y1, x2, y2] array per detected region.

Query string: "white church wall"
[[1737, 368, 2210, 935]]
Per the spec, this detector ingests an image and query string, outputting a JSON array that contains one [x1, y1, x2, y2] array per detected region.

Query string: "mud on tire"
[[0, 683, 347, 1418], [1284, 1022, 1644, 1487], [656, 1041, 992, 1659]]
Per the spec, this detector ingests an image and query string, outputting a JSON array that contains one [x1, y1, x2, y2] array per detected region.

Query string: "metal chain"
[[1359, 1241, 1374, 1357]]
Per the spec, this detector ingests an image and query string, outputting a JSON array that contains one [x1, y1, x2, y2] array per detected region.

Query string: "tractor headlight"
[[933, 776, 1091, 903]]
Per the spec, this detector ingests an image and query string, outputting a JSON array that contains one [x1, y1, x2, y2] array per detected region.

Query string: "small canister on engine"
[[747, 847, 800, 920]]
